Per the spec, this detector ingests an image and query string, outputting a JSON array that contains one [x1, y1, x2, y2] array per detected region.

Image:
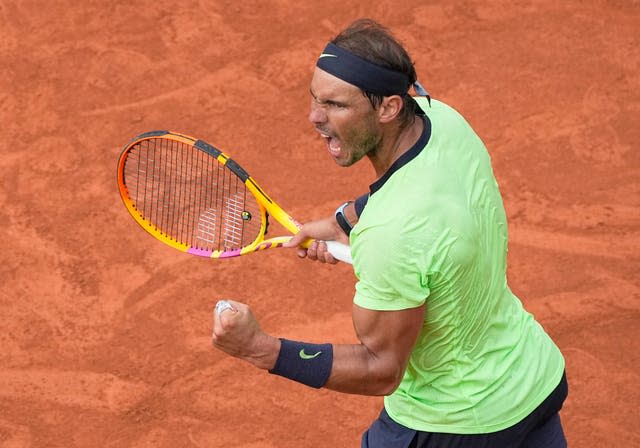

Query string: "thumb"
[[213, 299, 239, 331], [283, 231, 309, 248]]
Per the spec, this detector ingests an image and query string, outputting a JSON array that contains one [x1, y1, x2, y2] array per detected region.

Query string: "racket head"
[[117, 131, 288, 259]]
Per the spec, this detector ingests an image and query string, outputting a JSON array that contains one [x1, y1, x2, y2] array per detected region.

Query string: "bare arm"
[[213, 300, 425, 396], [326, 303, 425, 395]]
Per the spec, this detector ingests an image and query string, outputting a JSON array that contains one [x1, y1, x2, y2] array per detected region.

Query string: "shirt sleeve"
[[352, 224, 431, 311]]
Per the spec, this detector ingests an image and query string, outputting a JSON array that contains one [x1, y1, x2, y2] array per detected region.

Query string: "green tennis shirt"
[[350, 98, 565, 434]]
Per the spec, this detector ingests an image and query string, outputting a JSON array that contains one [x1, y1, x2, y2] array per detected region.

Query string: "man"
[[212, 19, 568, 448]]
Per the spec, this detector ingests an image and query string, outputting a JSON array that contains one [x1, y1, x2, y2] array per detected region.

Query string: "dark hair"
[[332, 19, 418, 127]]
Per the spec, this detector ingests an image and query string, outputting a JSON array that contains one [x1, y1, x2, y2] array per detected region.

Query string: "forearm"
[[324, 343, 404, 396], [227, 304, 423, 397], [251, 339, 405, 396], [241, 333, 281, 370]]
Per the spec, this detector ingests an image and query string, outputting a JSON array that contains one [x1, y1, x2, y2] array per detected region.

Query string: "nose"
[[308, 100, 327, 125]]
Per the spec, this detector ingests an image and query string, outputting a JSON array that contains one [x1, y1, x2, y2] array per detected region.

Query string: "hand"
[[211, 300, 280, 370], [284, 216, 349, 264]]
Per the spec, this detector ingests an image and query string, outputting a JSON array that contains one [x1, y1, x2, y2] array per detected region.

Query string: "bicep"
[[325, 302, 425, 395], [353, 303, 425, 370]]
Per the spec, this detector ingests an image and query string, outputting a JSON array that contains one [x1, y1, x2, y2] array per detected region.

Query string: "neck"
[[368, 116, 423, 178]]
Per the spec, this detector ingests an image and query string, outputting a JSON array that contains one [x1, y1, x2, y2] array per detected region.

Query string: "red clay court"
[[1, 1, 638, 446]]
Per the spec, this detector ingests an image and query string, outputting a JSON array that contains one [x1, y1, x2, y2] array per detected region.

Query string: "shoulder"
[[351, 221, 431, 310]]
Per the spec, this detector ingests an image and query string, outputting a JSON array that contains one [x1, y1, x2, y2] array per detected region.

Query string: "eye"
[[310, 94, 347, 110], [327, 101, 347, 109]]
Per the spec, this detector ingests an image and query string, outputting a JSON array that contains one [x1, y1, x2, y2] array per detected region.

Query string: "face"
[[308, 68, 381, 167]]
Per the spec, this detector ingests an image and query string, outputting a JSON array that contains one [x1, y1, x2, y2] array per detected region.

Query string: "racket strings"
[[222, 193, 244, 247], [123, 137, 262, 251]]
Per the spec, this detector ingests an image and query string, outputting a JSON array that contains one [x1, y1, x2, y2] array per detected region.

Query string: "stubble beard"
[[340, 120, 382, 168]]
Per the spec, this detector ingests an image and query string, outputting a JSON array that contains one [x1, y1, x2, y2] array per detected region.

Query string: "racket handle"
[[325, 241, 353, 264]]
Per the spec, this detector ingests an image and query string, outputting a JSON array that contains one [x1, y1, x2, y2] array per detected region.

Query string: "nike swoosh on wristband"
[[318, 53, 337, 58], [299, 349, 322, 359]]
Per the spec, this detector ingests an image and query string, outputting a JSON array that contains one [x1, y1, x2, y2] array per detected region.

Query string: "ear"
[[377, 95, 404, 123]]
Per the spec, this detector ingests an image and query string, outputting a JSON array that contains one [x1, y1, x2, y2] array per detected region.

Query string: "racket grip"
[[325, 241, 353, 265]]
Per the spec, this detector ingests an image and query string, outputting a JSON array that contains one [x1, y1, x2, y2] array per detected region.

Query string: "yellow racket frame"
[[117, 131, 305, 259]]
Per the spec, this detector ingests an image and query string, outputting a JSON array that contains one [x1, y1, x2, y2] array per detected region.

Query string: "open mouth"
[[319, 132, 342, 157]]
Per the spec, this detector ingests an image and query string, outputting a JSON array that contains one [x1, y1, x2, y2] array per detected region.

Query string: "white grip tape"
[[325, 241, 353, 264]]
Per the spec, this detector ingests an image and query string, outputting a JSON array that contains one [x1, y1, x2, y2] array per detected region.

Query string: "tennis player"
[[212, 19, 568, 448]]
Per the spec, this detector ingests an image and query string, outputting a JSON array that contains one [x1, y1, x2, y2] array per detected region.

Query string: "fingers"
[[284, 217, 344, 264], [288, 237, 337, 263], [212, 308, 238, 354], [306, 241, 338, 264], [284, 216, 344, 248], [285, 231, 312, 259], [296, 247, 308, 259], [212, 299, 241, 336], [284, 229, 310, 249], [211, 300, 268, 366]]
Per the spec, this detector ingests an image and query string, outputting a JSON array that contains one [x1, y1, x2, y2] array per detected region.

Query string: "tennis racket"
[[116, 130, 352, 264]]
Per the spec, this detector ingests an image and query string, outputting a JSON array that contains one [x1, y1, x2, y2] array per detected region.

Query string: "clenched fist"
[[211, 300, 280, 370]]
